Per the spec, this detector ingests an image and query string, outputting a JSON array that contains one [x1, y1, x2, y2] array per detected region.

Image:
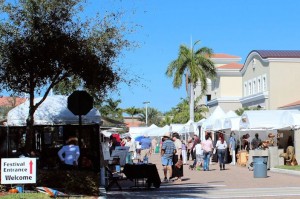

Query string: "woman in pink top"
[[201, 134, 213, 171]]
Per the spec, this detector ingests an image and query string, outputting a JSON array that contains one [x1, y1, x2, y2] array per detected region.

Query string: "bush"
[[36, 169, 99, 196]]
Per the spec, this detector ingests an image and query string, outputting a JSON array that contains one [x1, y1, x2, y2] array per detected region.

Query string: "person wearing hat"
[[161, 132, 176, 182], [58, 136, 80, 169]]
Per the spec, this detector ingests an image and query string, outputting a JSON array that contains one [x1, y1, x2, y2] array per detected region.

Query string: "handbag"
[[175, 159, 183, 169], [213, 148, 217, 154]]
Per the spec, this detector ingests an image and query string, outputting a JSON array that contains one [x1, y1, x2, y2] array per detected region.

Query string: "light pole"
[[143, 101, 150, 126]]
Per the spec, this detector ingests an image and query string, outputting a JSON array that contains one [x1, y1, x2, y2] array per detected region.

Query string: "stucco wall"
[[269, 62, 300, 109], [219, 76, 242, 97]]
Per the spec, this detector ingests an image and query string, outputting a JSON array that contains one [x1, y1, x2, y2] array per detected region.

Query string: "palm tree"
[[124, 106, 141, 123], [99, 98, 123, 121], [138, 107, 162, 126], [166, 40, 216, 122]]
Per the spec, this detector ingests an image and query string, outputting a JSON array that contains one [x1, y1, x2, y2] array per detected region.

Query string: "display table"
[[123, 163, 161, 188]]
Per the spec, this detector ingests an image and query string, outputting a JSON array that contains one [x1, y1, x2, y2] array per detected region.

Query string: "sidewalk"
[[114, 153, 300, 190]]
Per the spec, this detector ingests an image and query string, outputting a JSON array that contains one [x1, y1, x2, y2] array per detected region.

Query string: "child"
[[190, 139, 203, 170]]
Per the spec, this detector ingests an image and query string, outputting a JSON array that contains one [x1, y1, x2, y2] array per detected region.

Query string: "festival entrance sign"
[[1, 158, 37, 184]]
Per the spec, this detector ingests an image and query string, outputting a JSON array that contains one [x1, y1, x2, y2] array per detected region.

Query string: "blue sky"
[[96, 0, 300, 113], [6, 0, 300, 113], [103, 0, 300, 113]]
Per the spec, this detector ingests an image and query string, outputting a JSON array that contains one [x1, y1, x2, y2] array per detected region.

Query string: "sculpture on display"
[[279, 146, 298, 166]]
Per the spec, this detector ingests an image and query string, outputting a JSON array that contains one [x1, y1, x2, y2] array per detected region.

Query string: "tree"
[[166, 97, 207, 124], [124, 106, 142, 123], [235, 106, 263, 116], [138, 107, 162, 126], [166, 40, 216, 122], [99, 98, 123, 121], [0, 0, 132, 151]]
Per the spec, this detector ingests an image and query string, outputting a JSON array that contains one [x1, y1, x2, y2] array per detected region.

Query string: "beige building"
[[240, 50, 300, 110], [194, 53, 243, 114]]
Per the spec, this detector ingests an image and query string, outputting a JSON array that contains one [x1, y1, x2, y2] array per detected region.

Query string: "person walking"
[[191, 135, 199, 161], [140, 133, 151, 162], [161, 132, 176, 182], [229, 132, 236, 165], [181, 141, 187, 165], [202, 134, 213, 171], [171, 132, 183, 182], [215, 132, 228, 170], [187, 138, 193, 161], [191, 139, 204, 170]]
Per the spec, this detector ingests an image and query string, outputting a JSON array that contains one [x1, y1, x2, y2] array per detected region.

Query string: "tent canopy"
[[213, 110, 238, 131], [240, 110, 300, 130], [7, 95, 101, 126]]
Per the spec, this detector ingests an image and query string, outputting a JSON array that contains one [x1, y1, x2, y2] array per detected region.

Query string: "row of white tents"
[[128, 105, 300, 141], [5, 95, 300, 142]]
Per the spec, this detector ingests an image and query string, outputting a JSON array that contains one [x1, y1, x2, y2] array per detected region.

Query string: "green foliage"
[[0, 0, 135, 151], [138, 107, 162, 126], [124, 106, 142, 123], [99, 98, 123, 121], [166, 40, 216, 94], [235, 106, 263, 116], [1, 193, 50, 199], [275, 165, 300, 171], [164, 98, 207, 124]]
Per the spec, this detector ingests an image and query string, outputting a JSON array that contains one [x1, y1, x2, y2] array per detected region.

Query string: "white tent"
[[128, 124, 158, 139], [240, 110, 300, 130], [146, 125, 171, 137], [213, 110, 238, 131], [7, 95, 101, 126], [278, 111, 300, 130], [200, 106, 226, 140]]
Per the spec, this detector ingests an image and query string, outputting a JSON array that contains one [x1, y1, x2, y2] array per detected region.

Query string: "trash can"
[[253, 156, 268, 178]]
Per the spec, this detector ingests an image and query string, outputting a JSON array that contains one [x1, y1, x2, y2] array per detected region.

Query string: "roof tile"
[[279, 100, 300, 108], [253, 50, 300, 59], [0, 97, 26, 107], [217, 62, 243, 69], [211, 53, 240, 58]]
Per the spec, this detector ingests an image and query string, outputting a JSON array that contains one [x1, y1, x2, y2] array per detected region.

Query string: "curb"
[[270, 168, 300, 176]]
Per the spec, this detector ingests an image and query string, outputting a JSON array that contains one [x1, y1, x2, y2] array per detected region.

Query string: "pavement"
[[101, 153, 300, 198]]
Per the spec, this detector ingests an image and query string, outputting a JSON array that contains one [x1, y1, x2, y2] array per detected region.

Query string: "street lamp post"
[[143, 101, 150, 127]]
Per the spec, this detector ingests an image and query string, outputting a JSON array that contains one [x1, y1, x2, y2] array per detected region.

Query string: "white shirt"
[[216, 140, 227, 150], [195, 143, 204, 155], [58, 145, 80, 165], [125, 140, 136, 152]]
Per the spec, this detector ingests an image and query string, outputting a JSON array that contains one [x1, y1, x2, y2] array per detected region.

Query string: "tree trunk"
[[25, 92, 35, 153], [189, 82, 194, 122]]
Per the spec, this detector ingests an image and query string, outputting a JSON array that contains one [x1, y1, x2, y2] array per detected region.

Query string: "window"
[[257, 76, 262, 93], [253, 80, 256, 94], [262, 75, 267, 91], [249, 82, 252, 95], [206, 95, 211, 102], [244, 82, 247, 96]]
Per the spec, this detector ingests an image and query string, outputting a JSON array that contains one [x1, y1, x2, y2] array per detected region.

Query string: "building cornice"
[[240, 91, 269, 104], [211, 57, 241, 64], [217, 69, 242, 77], [207, 97, 241, 106]]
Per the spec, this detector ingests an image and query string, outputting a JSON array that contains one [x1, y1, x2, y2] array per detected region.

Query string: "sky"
[[85, 0, 300, 113], [5, 0, 300, 113]]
